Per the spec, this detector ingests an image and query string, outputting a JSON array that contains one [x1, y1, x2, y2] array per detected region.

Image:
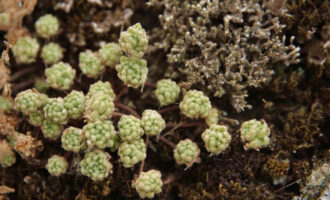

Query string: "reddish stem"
[[10, 66, 39, 82], [112, 112, 125, 118], [158, 105, 179, 114], [166, 121, 205, 128], [143, 82, 156, 88], [159, 137, 176, 149], [115, 102, 140, 118], [115, 87, 128, 102], [139, 136, 149, 175]]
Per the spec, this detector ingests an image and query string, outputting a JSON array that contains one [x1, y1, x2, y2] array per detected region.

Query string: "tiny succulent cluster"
[[14, 89, 42, 114], [43, 98, 68, 124], [116, 56, 148, 88], [174, 139, 200, 167], [41, 119, 62, 140], [12, 36, 40, 64], [118, 139, 146, 168], [45, 62, 76, 90], [132, 170, 163, 199], [61, 127, 86, 153], [98, 43, 123, 67], [201, 124, 231, 155], [118, 115, 144, 142], [64, 90, 86, 119], [154, 79, 180, 106], [141, 109, 165, 136], [34, 14, 59, 38], [80, 150, 113, 181], [79, 50, 104, 78], [240, 119, 271, 151], [46, 155, 68, 176], [83, 120, 117, 149], [179, 90, 212, 119], [41, 42, 63, 65]]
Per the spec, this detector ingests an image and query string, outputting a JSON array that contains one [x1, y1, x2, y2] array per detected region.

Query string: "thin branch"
[[115, 87, 128, 102], [10, 66, 39, 82], [139, 136, 149, 175], [158, 105, 179, 114], [115, 102, 140, 118], [159, 137, 176, 149], [112, 112, 125, 118], [143, 82, 156, 88], [166, 121, 205, 128], [11, 79, 35, 92]]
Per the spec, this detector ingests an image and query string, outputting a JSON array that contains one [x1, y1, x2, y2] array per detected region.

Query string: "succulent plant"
[[201, 124, 231, 155], [0, 12, 10, 27], [116, 56, 148, 88], [154, 79, 180, 106], [132, 169, 163, 199], [12, 36, 40, 64], [45, 62, 76, 90], [174, 139, 200, 167], [141, 109, 165, 136], [0, 96, 13, 112], [43, 98, 68, 124], [46, 155, 68, 176], [41, 42, 64, 65], [79, 50, 104, 78], [0, 149, 16, 168], [61, 127, 86, 153], [205, 108, 219, 127], [40, 93, 49, 107], [119, 23, 148, 58], [41, 119, 62, 140], [35, 14, 60, 38], [118, 138, 146, 168], [14, 89, 42, 114], [64, 90, 85, 119], [28, 111, 44, 127], [118, 115, 144, 142], [80, 150, 113, 181], [84, 92, 115, 121], [83, 120, 117, 149], [99, 43, 123, 67], [179, 90, 212, 119], [240, 119, 271, 151], [86, 81, 115, 100]]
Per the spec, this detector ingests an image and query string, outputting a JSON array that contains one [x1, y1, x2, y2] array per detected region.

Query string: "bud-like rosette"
[[83, 120, 118, 149], [46, 155, 68, 176], [28, 111, 44, 127], [12, 36, 40, 64], [118, 115, 144, 142], [179, 90, 211, 119], [132, 169, 163, 199], [84, 93, 114, 121], [0, 96, 12, 112], [15, 89, 42, 114], [141, 109, 165, 136], [154, 79, 180, 106], [174, 139, 200, 167], [118, 138, 146, 168], [64, 90, 85, 119], [240, 119, 271, 151], [80, 150, 113, 181], [41, 119, 62, 140], [116, 56, 148, 88], [201, 124, 231, 155], [44, 98, 68, 124], [41, 42, 64, 65], [35, 14, 60, 38], [99, 43, 123, 67], [86, 81, 115, 100], [205, 108, 219, 126], [79, 50, 104, 78], [0, 149, 16, 168], [61, 127, 86, 153], [45, 62, 76, 90], [119, 23, 148, 58]]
